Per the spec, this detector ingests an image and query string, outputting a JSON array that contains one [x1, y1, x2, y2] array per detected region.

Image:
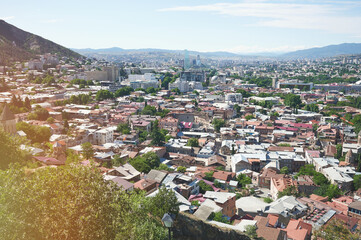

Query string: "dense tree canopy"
[[278, 185, 299, 198], [151, 120, 165, 146], [284, 94, 302, 109], [0, 164, 177, 240], [247, 77, 272, 88], [129, 152, 160, 173], [313, 219, 360, 240], [96, 90, 114, 101], [16, 122, 51, 143], [208, 211, 230, 224], [212, 118, 225, 132], [0, 128, 29, 169], [186, 138, 199, 147], [237, 173, 252, 188], [81, 142, 94, 160], [354, 175, 361, 190], [27, 105, 50, 121], [280, 166, 289, 174], [114, 86, 134, 97], [313, 184, 342, 201], [198, 180, 213, 194], [116, 122, 131, 134], [305, 103, 319, 113]]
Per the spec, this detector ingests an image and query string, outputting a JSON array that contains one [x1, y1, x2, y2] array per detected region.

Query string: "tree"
[[313, 184, 341, 201], [141, 105, 157, 115], [245, 225, 258, 238], [305, 103, 319, 113], [114, 86, 133, 97], [46, 117, 55, 124], [297, 164, 317, 176], [129, 152, 160, 173], [96, 90, 114, 101], [116, 123, 130, 134], [66, 149, 81, 164], [81, 142, 94, 160], [27, 106, 50, 121], [245, 115, 254, 121], [187, 138, 199, 147], [354, 175, 361, 190], [209, 211, 230, 224], [313, 172, 329, 185], [151, 120, 164, 146], [157, 163, 172, 172], [263, 197, 273, 203], [270, 111, 279, 117], [313, 219, 360, 240], [335, 144, 343, 160], [191, 200, 200, 207], [237, 174, 252, 188], [0, 128, 29, 169], [278, 185, 299, 198], [280, 166, 289, 174], [212, 118, 225, 132], [231, 144, 236, 155], [236, 89, 253, 98], [64, 119, 69, 129], [0, 164, 172, 240], [284, 94, 302, 109], [146, 186, 179, 218], [234, 104, 241, 117], [111, 154, 126, 167], [198, 180, 213, 193], [177, 166, 186, 173], [24, 97, 31, 110], [171, 88, 181, 95], [204, 171, 214, 181], [216, 166, 225, 171], [247, 77, 272, 88], [16, 122, 51, 143]]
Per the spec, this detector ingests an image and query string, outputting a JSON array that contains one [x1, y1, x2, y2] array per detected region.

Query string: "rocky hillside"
[[0, 20, 82, 64]]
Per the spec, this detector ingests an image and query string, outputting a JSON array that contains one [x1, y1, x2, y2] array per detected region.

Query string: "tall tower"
[[196, 54, 201, 66], [272, 78, 278, 88], [0, 104, 16, 134], [184, 49, 190, 70]]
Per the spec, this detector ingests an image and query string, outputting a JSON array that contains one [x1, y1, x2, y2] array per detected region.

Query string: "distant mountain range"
[[0, 20, 82, 64], [281, 43, 361, 59], [72, 47, 241, 58], [73, 43, 361, 60]]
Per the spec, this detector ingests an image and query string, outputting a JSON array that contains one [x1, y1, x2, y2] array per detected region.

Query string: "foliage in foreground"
[[0, 164, 178, 240], [313, 219, 360, 240], [0, 128, 30, 169]]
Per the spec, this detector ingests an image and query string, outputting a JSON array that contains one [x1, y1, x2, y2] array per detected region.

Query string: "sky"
[[1, 0, 361, 54]]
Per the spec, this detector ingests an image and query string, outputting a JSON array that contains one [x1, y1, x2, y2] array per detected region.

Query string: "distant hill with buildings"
[[281, 43, 361, 59], [0, 20, 82, 64], [74, 43, 361, 60]]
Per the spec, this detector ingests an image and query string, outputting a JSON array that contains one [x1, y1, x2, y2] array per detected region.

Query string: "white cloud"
[[158, 2, 361, 36], [1, 16, 15, 21]]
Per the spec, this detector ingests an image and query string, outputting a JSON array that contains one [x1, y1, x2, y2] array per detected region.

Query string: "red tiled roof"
[[213, 171, 234, 181], [267, 214, 279, 227]]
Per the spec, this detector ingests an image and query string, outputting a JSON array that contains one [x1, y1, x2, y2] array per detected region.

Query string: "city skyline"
[[1, 0, 361, 54]]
